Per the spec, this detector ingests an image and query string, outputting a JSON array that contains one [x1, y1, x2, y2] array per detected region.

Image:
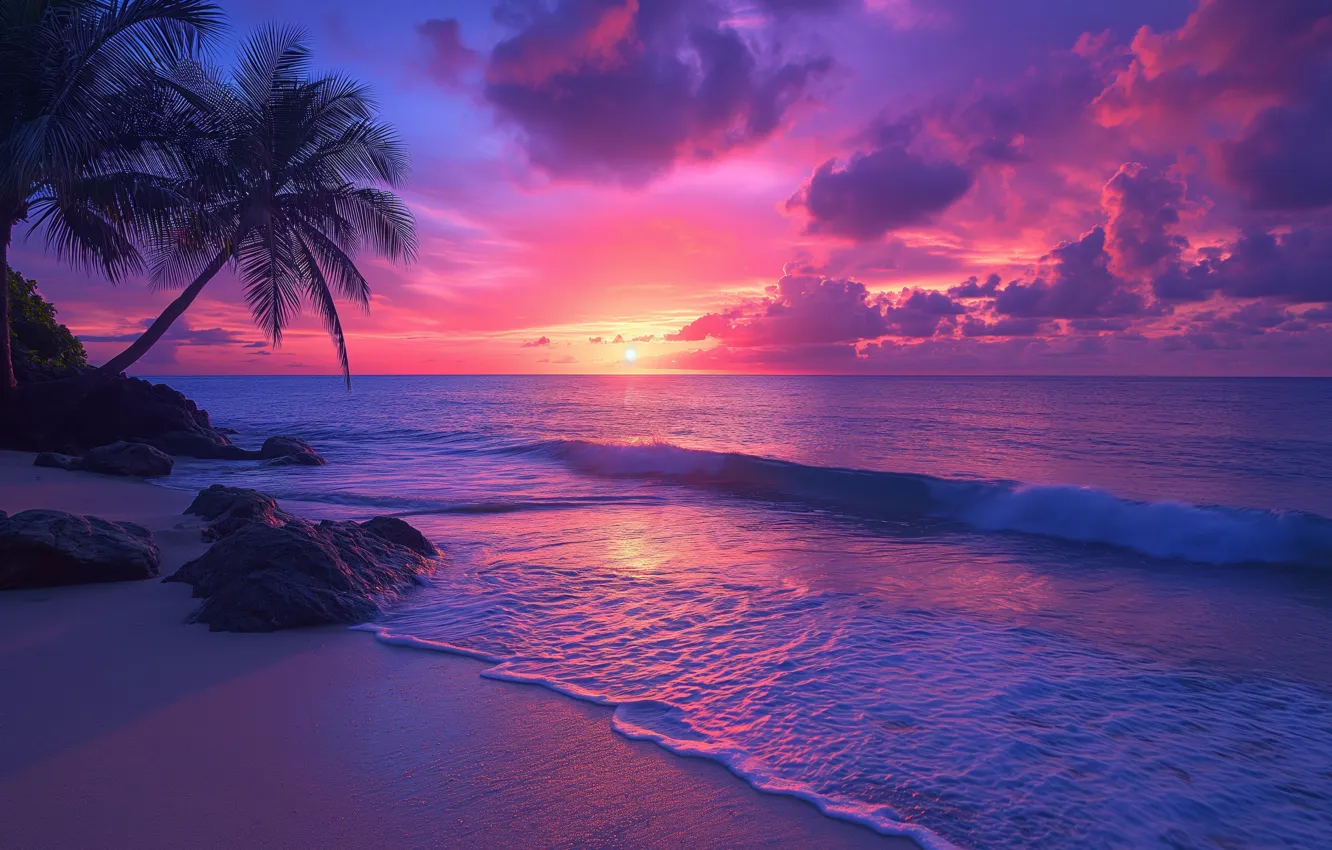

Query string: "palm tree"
[[97, 26, 417, 386], [0, 0, 223, 397]]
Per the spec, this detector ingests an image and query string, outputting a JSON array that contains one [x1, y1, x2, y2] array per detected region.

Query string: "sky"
[[12, 0, 1332, 376]]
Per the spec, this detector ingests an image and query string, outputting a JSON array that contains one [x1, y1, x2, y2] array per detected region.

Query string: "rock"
[[259, 436, 326, 465], [81, 441, 174, 477], [359, 516, 440, 556], [165, 518, 431, 632], [0, 510, 160, 589], [147, 429, 257, 460], [0, 374, 239, 457], [185, 484, 292, 539], [34, 451, 83, 471]]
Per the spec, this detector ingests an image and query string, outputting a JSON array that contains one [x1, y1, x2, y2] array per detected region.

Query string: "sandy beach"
[[0, 451, 915, 849]]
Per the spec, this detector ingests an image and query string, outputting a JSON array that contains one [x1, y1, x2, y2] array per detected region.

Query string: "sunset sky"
[[13, 0, 1332, 376]]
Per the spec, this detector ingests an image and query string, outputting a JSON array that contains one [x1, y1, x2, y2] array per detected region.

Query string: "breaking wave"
[[502, 438, 1332, 566]]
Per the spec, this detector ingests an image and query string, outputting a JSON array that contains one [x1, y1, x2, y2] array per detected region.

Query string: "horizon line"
[[134, 373, 1332, 380]]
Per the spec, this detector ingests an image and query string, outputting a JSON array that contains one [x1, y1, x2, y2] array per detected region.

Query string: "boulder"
[[165, 518, 432, 632], [0, 510, 160, 589], [81, 441, 174, 478], [259, 436, 326, 465], [359, 516, 440, 556], [185, 484, 292, 540], [34, 451, 82, 471]]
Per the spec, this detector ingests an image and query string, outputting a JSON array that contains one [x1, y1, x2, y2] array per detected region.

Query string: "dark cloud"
[[994, 227, 1149, 319], [884, 289, 967, 338], [79, 320, 266, 371], [1102, 162, 1190, 276], [588, 336, 606, 344], [484, 0, 830, 185], [787, 128, 973, 240], [522, 335, 552, 347], [961, 316, 1045, 337], [1067, 317, 1132, 332], [949, 273, 1002, 299], [1154, 227, 1332, 304], [417, 18, 478, 87], [1223, 73, 1332, 211], [81, 322, 256, 347]]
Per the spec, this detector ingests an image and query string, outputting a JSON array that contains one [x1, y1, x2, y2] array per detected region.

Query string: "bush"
[[8, 266, 88, 383]]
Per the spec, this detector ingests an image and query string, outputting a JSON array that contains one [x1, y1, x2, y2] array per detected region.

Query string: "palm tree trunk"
[[0, 221, 15, 397], [97, 248, 230, 377]]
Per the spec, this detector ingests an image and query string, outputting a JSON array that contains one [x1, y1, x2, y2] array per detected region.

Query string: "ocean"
[[157, 375, 1332, 849]]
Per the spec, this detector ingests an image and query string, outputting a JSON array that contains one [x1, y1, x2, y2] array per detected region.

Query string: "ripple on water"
[[370, 534, 1332, 850]]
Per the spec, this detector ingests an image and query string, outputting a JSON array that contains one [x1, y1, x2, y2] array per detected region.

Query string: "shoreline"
[[0, 451, 920, 849]]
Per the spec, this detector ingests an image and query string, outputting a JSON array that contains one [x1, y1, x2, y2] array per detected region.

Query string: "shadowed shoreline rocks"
[[0, 510, 161, 589], [1, 375, 325, 467], [169, 485, 436, 632]]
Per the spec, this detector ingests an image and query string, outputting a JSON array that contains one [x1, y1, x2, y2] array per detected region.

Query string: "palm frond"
[[294, 231, 351, 386]]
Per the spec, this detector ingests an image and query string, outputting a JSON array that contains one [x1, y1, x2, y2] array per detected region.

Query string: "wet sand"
[[0, 451, 917, 849]]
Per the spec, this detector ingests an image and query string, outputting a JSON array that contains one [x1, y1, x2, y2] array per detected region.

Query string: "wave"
[[504, 439, 1332, 567], [357, 625, 959, 850]]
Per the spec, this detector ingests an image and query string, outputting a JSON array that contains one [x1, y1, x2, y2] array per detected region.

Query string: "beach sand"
[[0, 451, 917, 849]]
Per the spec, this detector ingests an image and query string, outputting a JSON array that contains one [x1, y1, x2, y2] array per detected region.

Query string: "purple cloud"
[[788, 130, 973, 240], [1155, 227, 1332, 304], [1223, 74, 1332, 211], [522, 336, 552, 347], [484, 0, 830, 185], [417, 18, 478, 87], [1102, 162, 1190, 276], [884, 289, 967, 338], [994, 227, 1148, 319], [666, 312, 732, 342]]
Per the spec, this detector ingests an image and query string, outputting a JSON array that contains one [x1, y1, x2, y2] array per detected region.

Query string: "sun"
[[624, 347, 638, 363]]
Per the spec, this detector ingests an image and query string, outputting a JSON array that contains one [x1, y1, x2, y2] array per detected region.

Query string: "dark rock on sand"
[[81, 441, 174, 478], [166, 517, 432, 632], [359, 516, 440, 556], [259, 436, 326, 465], [34, 451, 83, 471], [0, 510, 161, 589], [185, 484, 292, 540]]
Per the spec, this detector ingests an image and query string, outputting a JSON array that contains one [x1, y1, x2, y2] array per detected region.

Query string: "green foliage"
[[7, 266, 87, 382]]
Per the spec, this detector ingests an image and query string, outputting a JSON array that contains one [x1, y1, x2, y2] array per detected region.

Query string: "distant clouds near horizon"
[[15, 0, 1332, 376]]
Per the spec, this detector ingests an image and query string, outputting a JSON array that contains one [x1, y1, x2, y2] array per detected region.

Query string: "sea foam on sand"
[[0, 451, 916, 850]]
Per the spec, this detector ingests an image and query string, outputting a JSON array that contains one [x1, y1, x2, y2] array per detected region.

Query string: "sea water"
[[158, 376, 1332, 849]]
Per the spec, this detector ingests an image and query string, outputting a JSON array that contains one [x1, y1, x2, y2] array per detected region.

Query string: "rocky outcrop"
[[81, 441, 174, 478], [0, 510, 161, 589], [0, 375, 329, 468], [34, 451, 83, 471], [359, 516, 440, 556], [169, 486, 439, 631], [166, 517, 433, 632], [0, 375, 233, 457], [185, 484, 292, 540]]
